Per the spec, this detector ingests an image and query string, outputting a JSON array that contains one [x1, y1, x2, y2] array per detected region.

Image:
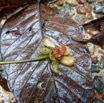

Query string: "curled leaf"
[[88, 31, 104, 48], [82, 16, 104, 47], [83, 16, 104, 32], [74, 31, 104, 47]]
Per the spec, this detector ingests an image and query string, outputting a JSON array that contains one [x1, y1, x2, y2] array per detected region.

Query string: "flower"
[[40, 38, 75, 73]]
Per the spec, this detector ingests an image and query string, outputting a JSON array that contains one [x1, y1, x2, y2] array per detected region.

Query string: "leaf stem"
[[0, 55, 49, 65]]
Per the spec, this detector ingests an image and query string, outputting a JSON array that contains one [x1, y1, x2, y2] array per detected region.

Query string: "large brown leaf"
[[1, 2, 93, 103]]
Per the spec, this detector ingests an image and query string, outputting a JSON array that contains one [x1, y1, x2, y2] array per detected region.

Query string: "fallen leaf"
[[1, 2, 93, 103], [83, 16, 104, 32], [75, 17, 104, 47], [88, 31, 104, 48]]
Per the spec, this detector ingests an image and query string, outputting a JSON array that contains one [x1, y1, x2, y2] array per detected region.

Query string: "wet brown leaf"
[[1, 2, 93, 103]]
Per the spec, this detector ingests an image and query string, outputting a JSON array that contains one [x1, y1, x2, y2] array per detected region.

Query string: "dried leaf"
[[83, 16, 104, 31], [76, 17, 104, 47], [88, 31, 104, 47], [76, 31, 104, 47], [1, 2, 93, 103]]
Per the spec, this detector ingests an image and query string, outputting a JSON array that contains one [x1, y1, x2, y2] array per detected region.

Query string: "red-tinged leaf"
[[1, 2, 93, 103]]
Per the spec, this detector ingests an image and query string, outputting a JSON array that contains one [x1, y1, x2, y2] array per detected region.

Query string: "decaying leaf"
[[83, 16, 104, 32], [83, 16, 104, 47], [1, 1, 94, 103], [88, 31, 104, 48]]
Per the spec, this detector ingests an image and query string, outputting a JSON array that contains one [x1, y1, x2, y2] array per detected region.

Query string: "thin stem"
[[0, 55, 49, 65]]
